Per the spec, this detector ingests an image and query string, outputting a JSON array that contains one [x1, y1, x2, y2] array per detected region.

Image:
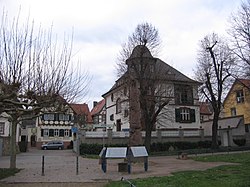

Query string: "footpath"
[[0, 149, 236, 187]]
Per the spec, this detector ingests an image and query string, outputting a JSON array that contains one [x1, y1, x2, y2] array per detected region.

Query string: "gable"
[[224, 79, 250, 106]]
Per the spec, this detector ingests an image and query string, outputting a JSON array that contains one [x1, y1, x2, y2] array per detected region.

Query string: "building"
[[102, 45, 201, 132], [223, 79, 250, 132], [200, 101, 213, 122], [90, 100, 107, 131], [19, 100, 92, 149]]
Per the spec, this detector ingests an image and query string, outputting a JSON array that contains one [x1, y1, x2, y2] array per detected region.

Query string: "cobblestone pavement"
[[0, 148, 234, 187]]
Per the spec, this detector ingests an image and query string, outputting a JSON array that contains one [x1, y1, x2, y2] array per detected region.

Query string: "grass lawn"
[[105, 152, 250, 187], [0, 168, 21, 180]]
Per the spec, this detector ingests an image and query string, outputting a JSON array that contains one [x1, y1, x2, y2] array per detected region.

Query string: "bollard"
[[42, 155, 45, 176], [76, 156, 79, 175], [144, 157, 148, 172]]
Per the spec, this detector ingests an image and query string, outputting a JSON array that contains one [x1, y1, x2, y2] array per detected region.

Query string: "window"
[[59, 129, 64, 137], [43, 114, 55, 121], [175, 84, 193, 105], [180, 108, 190, 121], [93, 116, 98, 124], [54, 129, 59, 137], [124, 109, 129, 117], [0, 122, 5, 135], [236, 90, 244, 103], [49, 129, 54, 137], [231, 107, 237, 116], [101, 114, 106, 123], [110, 114, 114, 121], [175, 108, 196, 123], [41, 129, 49, 137], [111, 93, 114, 102], [116, 98, 122, 114], [64, 129, 70, 137]]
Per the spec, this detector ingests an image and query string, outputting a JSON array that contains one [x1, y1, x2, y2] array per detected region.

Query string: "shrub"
[[233, 139, 246, 146], [197, 140, 212, 148], [79, 143, 103, 155]]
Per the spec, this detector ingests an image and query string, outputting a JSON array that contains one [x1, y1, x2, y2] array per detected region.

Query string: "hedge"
[[79, 141, 213, 155]]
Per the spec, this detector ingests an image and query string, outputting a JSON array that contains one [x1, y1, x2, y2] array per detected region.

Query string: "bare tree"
[[195, 33, 236, 149], [116, 22, 161, 78], [0, 13, 90, 168], [228, 0, 250, 77]]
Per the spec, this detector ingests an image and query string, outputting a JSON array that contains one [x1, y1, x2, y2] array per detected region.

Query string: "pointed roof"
[[91, 99, 105, 116], [200, 101, 213, 115], [224, 78, 250, 104], [102, 58, 201, 97], [70, 103, 92, 123]]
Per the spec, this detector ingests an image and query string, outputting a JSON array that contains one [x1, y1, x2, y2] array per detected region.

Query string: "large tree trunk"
[[10, 119, 18, 169], [144, 120, 152, 152], [211, 112, 219, 149]]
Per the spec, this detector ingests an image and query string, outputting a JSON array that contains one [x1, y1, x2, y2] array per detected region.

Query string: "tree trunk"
[[144, 121, 152, 153], [10, 119, 17, 169], [211, 112, 219, 149]]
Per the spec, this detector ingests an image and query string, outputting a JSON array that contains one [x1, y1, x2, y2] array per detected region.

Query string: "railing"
[[85, 131, 108, 137], [82, 129, 203, 138], [161, 130, 179, 137], [184, 130, 200, 136]]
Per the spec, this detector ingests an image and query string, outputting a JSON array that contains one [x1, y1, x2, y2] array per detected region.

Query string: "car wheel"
[[44, 147, 47, 150], [58, 146, 62, 150]]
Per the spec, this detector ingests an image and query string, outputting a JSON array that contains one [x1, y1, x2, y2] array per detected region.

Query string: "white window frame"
[[0, 122, 5, 135], [180, 108, 190, 121], [64, 129, 70, 137], [54, 129, 59, 137]]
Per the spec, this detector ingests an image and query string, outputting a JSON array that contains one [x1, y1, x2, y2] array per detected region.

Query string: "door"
[[30, 135, 36, 147], [116, 119, 121, 132], [222, 131, 229, 147]]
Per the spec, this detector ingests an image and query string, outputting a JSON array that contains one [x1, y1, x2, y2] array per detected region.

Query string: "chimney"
[[93, 101, 98, 107]]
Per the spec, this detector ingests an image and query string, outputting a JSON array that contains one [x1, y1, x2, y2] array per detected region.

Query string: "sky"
[[0, 0, 243, 109]]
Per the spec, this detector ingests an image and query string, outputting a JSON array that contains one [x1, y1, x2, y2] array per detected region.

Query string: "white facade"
[[105, 82, 201, 131], [105, 86, 130, 131], [0, 112, 20, 141]]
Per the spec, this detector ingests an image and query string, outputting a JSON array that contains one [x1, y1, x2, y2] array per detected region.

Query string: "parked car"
[[41, 141, 64, 150]]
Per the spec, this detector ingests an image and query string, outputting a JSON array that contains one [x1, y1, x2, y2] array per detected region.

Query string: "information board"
[[99, 147, 106, 157], [130, 146, 148, 157], [105, 147, 127, 158]]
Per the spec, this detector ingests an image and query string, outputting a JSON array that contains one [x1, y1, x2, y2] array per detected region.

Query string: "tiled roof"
[[102, 46, 201, 97], [238, 79, 250, 88], [70, 103, 92, 123], [200, 102, 213, 115], [91, 99, 105, 116]]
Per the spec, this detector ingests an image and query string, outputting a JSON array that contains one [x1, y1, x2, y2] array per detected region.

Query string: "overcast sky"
[[0, 0, 243, 108]]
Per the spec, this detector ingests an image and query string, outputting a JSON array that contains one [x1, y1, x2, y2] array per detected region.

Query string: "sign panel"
[[105, 147, 127, 158], [71, 127, 78, 133], [130, 146, 148, 157], [99, 147, 106, 157]]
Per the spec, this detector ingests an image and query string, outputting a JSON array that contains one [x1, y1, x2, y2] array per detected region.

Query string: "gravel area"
[[0, 148, 233, 186]]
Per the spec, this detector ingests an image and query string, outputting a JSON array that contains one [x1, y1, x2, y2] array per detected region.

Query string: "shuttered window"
[[175, 108, 196, 123]]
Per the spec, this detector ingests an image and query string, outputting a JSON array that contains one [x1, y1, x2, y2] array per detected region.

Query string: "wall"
[[78, 128, 211, 145], [224, 82, 250, 124]]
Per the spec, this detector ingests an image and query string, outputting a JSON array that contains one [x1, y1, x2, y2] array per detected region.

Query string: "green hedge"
[[79, 143, 127, 155], [233, 139, 246, 146], [79, 141, 213, 155], [150, 140, 212, 152]]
